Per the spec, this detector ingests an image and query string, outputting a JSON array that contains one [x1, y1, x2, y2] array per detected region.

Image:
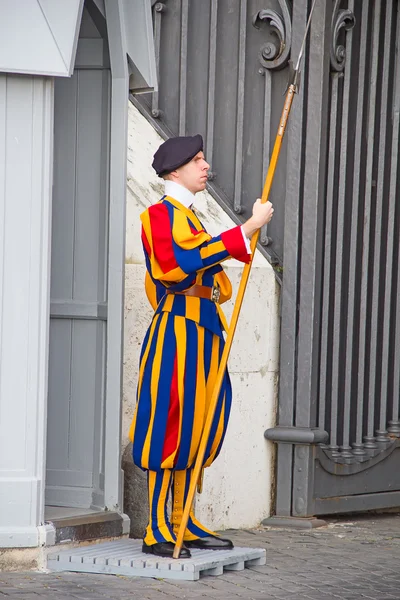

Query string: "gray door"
[[46, 6, 111, 509]]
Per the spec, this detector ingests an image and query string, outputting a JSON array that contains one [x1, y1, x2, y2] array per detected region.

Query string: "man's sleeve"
[[240, 226, 252, 253], [141, 203, 251, 286]]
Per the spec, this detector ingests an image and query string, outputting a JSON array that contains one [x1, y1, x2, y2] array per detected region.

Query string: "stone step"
[[46, 511, 129, 544]]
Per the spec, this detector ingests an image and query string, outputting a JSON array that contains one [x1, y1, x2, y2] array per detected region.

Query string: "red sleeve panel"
[[148, 203, 179, 273], [220, 225, 251, 264]]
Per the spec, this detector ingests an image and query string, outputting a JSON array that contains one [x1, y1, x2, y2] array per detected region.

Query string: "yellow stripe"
[[206, 334, 220, 400], [142, 312, 169, 468], [214, 271, 232, 304], [185, 296, 200, 323], [202, 335, 221, 465], [141, 210, 154, 255], [144, 470, 157, 545], [173, 316, 186, 463], [128, 314, 160, 442], [199, 239, 225, 260], [172, 208, 211, 250], [205, 398, 225, 467], [188, 324, 206, 465], [128, 406, 138, 444], [149, 256, 187, 283], [163, 293, 174, 312], [204, 335, 226, 466], [154, 265, 187, 283], [144, 271, 158, 310], [216, 304, 229, 332], [156, 470, 170, 537]]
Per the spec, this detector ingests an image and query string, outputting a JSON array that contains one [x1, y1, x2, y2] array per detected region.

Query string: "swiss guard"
[[129, 134, 274, 558]]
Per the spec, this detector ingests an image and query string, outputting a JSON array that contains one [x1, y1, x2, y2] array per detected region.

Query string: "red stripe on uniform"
[[162, 355, 180, 463], [149, 203, 179, 273], [189, 225, 205, 236], [221, 225, 251, 264]]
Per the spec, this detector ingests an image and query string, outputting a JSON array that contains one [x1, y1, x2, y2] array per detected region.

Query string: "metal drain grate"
[[48, 539, 266, 581]]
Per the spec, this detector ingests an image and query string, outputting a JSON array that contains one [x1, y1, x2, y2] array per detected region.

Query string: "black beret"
[[152, 134, 203, 177]]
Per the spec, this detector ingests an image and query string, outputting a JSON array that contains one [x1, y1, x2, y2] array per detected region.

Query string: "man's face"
[[173, 151, 210, 194]]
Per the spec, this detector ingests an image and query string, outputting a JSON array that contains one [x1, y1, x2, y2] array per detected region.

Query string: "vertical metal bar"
[[296, 10, 331, 430], [103, 0, 128, 509], [179, 0, 189, 135], [69, 72, 79, 465], [0, 76, 6, 390], [70, 73, 79, 470], [387, 3, 400, 437], [92, 69, 111, 506], [293, 0, 332, 516], [372, 0, 394, 445], [206, 0, 218, 173], [233, 0, 247, 214], [151, 3, 163, 118], [347, 0, 370, 457], [319, 73, 339, 449], [357, 1, 381, 450], [72, 73, 79, 302], [331, 1, 354, 459], [276, 0, 308, 517], [261, 69, 272, 245]]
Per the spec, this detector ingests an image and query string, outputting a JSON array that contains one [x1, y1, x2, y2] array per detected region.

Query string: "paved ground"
[[1, 514, 400, 599]]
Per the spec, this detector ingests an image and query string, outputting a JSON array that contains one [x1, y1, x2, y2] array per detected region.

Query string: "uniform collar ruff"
[[164, 180, 195, 209]]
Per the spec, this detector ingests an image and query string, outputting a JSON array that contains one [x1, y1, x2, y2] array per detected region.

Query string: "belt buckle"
[[211, 285, 220, 303]]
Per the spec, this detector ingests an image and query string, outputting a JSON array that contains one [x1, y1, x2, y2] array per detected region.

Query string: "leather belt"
[[166, 284, 220, 303]]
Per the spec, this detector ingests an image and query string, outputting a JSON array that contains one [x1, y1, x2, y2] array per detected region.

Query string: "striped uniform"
[[129, 195, 250, 544]]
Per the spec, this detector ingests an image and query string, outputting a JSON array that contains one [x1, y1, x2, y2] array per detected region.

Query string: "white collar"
[[164, 180, 195, 209]]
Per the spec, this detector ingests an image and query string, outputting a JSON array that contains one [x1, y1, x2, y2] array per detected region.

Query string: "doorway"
[[45, 4, 111, 520]]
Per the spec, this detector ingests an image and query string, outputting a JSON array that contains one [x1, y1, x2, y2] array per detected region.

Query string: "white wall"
[[123, 103, 280, 530]]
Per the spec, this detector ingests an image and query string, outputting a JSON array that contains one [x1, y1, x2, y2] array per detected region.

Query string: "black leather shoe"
[[184, 535, 234, 550], [142, 541, 191, 559]]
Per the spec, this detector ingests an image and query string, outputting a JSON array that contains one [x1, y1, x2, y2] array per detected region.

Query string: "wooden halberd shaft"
[[173, 83, 297, 559]]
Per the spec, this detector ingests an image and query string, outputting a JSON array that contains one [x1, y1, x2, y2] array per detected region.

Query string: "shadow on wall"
[[122, 444, 148, 539]]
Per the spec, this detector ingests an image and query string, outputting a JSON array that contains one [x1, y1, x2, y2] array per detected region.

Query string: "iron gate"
[[268, 0, 400, 518], [132, 0, 400, 517]]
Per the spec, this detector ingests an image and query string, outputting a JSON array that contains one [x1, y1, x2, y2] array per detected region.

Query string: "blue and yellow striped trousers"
[[131, 312, 231, 472], [130, 312, 232, 543]]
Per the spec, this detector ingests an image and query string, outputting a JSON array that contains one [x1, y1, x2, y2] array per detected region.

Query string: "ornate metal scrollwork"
[[331, 1, 356, 72], [154, 2, 166, 12], [252, 1, 292, 71]]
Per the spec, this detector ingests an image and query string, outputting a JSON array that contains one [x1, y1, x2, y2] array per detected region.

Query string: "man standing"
[[129, 134, 274, 558]]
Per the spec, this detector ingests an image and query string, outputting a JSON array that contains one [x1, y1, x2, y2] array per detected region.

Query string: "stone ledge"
[[46, 512, 130, 545]]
